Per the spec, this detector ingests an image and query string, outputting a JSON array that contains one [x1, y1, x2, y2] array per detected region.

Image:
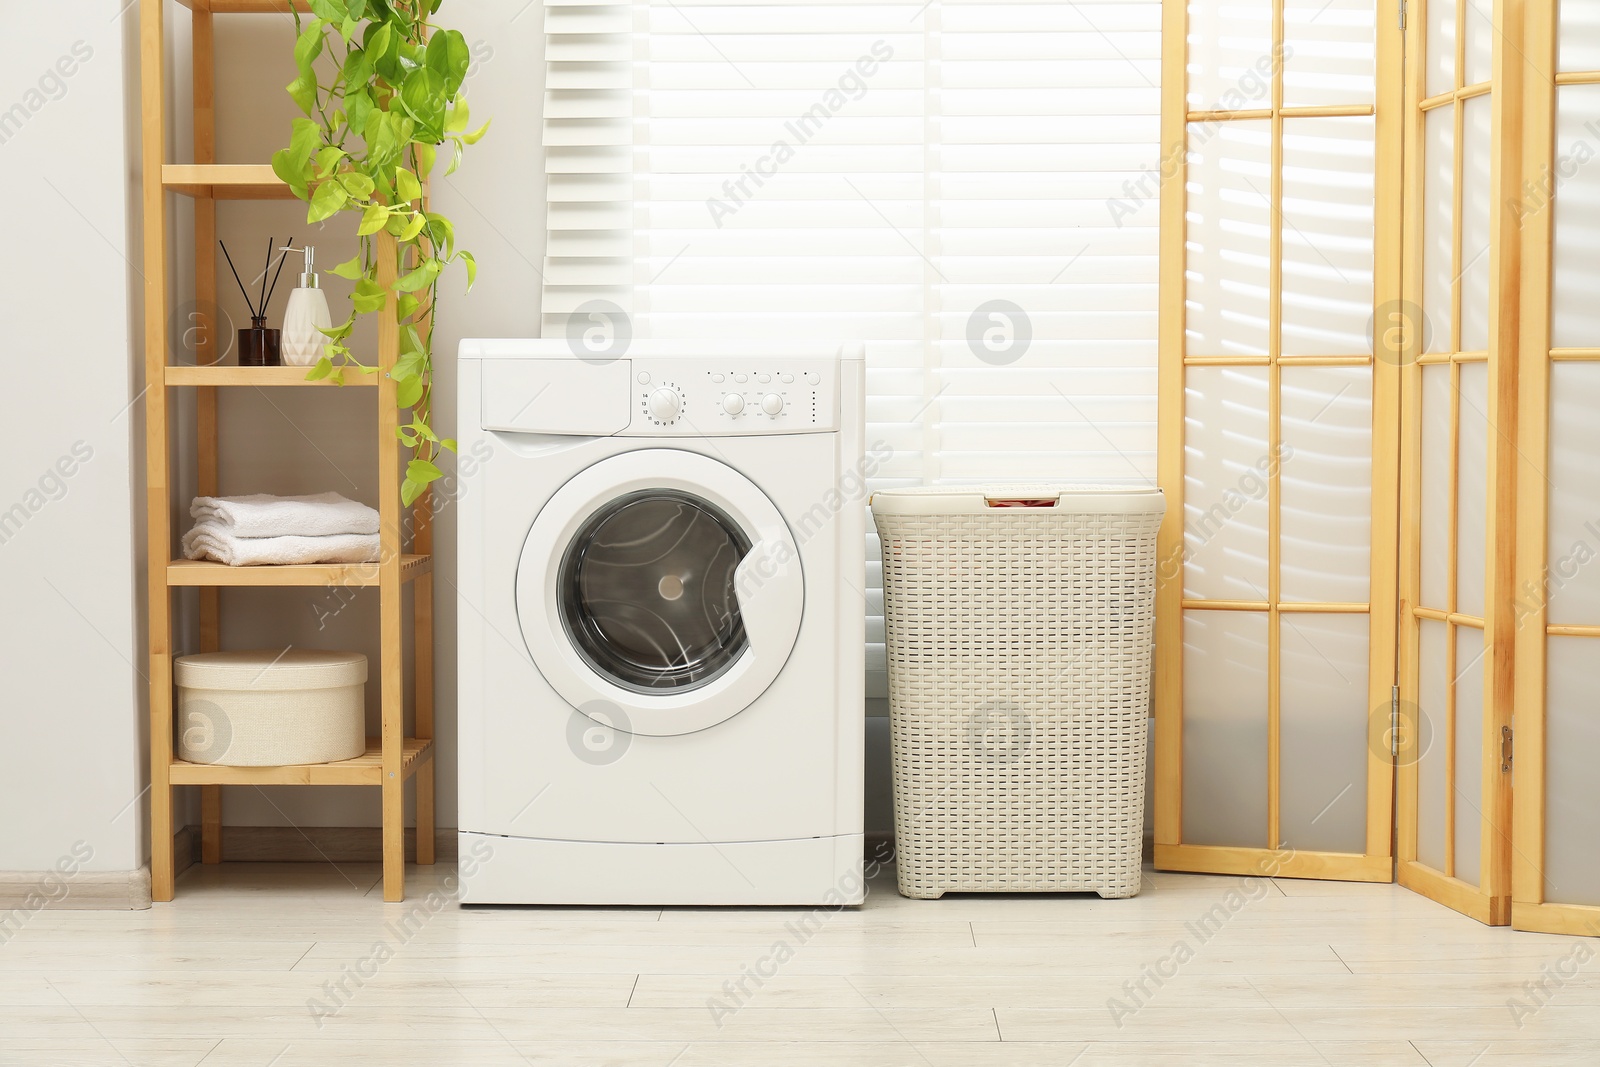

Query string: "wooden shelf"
[[144, 0, 435, 904], [170, 738, 433, 787], [163, 164, 295, 200], [168, 555, 432, 588], [176, 1, 313, 17], [166, 366, 378, 387]]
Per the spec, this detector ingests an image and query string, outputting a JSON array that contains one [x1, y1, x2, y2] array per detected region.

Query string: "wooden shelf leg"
[[377, 230, 407, 904], [415, 561, 435, 866], [200, 786, 223, 864]]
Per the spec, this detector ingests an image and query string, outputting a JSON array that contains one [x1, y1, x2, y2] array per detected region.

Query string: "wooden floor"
[[2, 860, 1597, 1065]]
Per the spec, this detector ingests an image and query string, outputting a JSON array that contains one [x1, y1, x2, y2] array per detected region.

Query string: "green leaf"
[[413, 141, 437, 178], [397, 294, 422, 321], [315, 145, 346, 178], [394, 167, 422, 204], [396, 377, 425, 409], [426, 30, 471, 97], [307, 0, 347, 21], [392, 350, 425, 379], [342, 45, 373, 92], [445, 95, 470, 134], [458, 250, 477, 292], [337, 171, 376, 199], [407, 458, 444, 483], [305, 357, 335, 382], [306, 179, 349, 223], [425, 215, 454, 258], [461, 118, 491, 146], [345, 87, 374, 136], [329, 255, 364, 280], [270, 147, 310, 200], [393, 258, 442, 293], [397, 211, 428, 242], [444, 140, 464, 177], [357, 203, 391, 236], [440, 438, 458, 452], [294, 19, 325, 73], [400, 68, 447, 143], [286, 72, 318, 116], [351, 277, 389, 313], [401, 479, 424, 507]]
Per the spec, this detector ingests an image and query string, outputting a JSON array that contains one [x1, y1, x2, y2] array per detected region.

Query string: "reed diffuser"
[[222, 238, 292, 367]]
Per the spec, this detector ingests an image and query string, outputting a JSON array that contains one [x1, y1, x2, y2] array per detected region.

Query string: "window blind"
[[543, 0, 1163, 691]]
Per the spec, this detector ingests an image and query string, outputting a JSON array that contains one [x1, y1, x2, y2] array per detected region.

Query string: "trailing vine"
[[271, 0, 487, 506]]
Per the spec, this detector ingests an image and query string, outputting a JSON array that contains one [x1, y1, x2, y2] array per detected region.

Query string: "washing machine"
[[455, 339, 866, 905]]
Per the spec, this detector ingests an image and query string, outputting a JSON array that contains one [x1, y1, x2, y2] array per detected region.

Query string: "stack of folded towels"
[[182, 492, 382, 566]]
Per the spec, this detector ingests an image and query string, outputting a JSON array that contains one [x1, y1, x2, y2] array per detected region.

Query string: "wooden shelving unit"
[[141, 0, 435, 902]]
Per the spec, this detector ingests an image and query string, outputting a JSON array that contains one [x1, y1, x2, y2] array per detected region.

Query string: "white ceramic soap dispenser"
[[278, 245, 333, 367]]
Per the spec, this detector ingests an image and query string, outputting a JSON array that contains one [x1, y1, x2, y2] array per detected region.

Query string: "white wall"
[[0, 3, 144, 873]]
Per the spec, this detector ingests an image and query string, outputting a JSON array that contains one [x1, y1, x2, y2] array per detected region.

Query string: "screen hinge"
[[1501, 724, 1514, 772], [1398, 0, 1407, 31], [1390, 686, 1401, 755]]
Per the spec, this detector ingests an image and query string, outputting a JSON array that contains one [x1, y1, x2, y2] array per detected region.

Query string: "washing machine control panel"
[[628, 358, 838, 435]]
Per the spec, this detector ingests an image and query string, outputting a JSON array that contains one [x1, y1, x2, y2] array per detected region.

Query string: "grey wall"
[[0, 3, 144, 873]]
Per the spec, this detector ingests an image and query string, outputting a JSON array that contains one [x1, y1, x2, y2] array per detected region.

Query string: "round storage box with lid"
[[871, 484, 1165, 900], [175, 649, 368, 767]]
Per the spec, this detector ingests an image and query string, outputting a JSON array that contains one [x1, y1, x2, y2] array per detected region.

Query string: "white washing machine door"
[[516, 448, 804, 736]]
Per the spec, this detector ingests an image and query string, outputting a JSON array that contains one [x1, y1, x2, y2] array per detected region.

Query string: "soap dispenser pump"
[[279, 245, 334, 367]]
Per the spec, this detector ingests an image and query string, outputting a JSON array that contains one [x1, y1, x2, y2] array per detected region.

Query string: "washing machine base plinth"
[[457, 831, 866, 906]]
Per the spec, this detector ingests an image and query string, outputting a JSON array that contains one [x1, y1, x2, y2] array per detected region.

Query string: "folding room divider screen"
[[1159, 0, 1600, 933], [1154, 0, 1403, 882]]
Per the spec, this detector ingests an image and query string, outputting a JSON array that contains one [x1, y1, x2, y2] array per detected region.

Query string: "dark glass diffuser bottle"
[[238, 315, 282, 367]]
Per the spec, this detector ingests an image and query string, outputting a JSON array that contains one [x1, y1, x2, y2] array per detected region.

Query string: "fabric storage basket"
[[175, 649, 368, 767], [871, 485, 1166, 899]]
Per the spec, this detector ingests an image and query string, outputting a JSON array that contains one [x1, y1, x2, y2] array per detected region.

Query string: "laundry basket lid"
[[174, 649, 368, 691], [870, 484, 1164, 517]]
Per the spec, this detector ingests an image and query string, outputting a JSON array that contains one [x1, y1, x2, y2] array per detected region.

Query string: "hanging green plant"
[[271, 0, 488, 506]]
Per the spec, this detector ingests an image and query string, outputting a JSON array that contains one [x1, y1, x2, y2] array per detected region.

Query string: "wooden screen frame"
[[1393, 0, 1522, 927], [1153, 0, 1404, 882], [1510, 0, 1600, 938]]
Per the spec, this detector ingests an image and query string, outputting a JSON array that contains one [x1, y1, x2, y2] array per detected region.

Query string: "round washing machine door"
[[516, 449, 804, 736]]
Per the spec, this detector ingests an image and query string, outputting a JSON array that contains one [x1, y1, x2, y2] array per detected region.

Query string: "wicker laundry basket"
[[871, 485, 1165, 899]]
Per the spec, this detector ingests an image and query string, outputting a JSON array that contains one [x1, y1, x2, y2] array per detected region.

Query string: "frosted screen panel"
[[1545, 636, 1600, 907], [1547, 363, 1600, 625], [1420, 364, 1452, 609], [1559, 0, 1600, 73], [1184, 366, 1271, 601], [1416, 618, 1449, 872], [1423, 108, 1454, 354], [1282, 0, 1375, 107], [1281, 118, 1376, 355], [1426, 0, 1458, 99], [1457, 361, 1489, 619], [1453, 626, 1486, 888], [1186, 122, 1272, 356], [1279, 613, 1370, 854], [1463, 0, 1494, 87], [1281, 367, 1372, 603], [1460, 96, 1492, 353], [1183, 609, 1270, 848], [1552, 86, 1600, 349], [1187, 0, 1275, 111]]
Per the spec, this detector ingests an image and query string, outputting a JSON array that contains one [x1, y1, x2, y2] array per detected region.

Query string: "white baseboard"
[[0, 867, 151, 912]]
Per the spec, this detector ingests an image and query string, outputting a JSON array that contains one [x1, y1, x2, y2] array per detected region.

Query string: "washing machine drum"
[[560, 489, 751, 692], [517, 450, 805, 736]]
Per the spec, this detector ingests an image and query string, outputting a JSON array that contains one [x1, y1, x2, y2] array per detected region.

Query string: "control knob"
[[761, 393, 785, 416], [647, 387, 682, 423], [722, 393, 745, 415]]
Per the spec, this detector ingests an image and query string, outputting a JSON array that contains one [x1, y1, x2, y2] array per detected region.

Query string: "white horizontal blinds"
[[932, 1, 1162, 484], [542, 1, 1163, 684], [542, 0, 635, 339]]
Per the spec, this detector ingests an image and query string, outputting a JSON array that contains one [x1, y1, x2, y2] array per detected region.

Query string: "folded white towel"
[[190, 492, 379, 539], [182, 523, 381, 567]]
